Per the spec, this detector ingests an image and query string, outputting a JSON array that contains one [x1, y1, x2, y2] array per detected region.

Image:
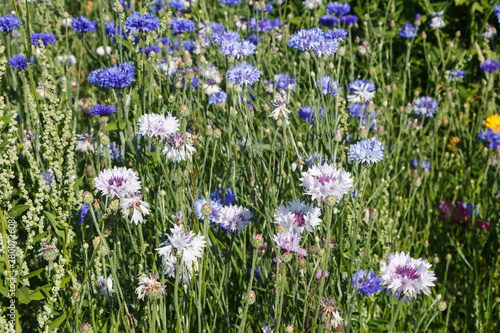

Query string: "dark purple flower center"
[[108, 176, 125, 187], [394, 265, 420, 280], [317, 175, 336, 186], [422, 100, 433, 109], [169, 133, 185, 150], [293, 212, 307, 227]]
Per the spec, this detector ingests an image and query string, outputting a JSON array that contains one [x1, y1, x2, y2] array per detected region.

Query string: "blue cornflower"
[[275, 74, 296, 91], [169, 0, 185, 11], [326, 2, 350, 16], [250, 18, 278, 32], [139, 45, 161, 57], [246, 33, 263, 45], [411, 159, 432, 170], [447, 69, 465, 80], [105, 22, 125, 38], [352, 189, 358, 198], [71, 16, 97, 33], [317, 76, 341, 96], [171, 18, 196, 34], [288, 28, 325, 51], [319, 16, 338, 28], [88, 62, 135, 89], [79, 204, 90, 224], [247, 268, 263, 283], [195, 198, 223, 221], [480, 59, 500, 73], [340, 15, 358, 25], [495, 5, 500, 22], [478, 129, 500, 149], [220, 0, 242, 6], [209, 91, 228, 106], [413, 96, 438, 118], [149, 0, 166, 11], [312, 39, 338, 57], [226, 63, 260, 86], [90, 104, 116, 116], [126, 12, 160, 34], [8, 54, 34, 70], [348, 138, 384, 164], [325, 28, 348, 42], [212, 30, 240, 45], [101, 142, 122, 162], [0, 14, 22, 33], [298, 106, 325, 124], [220, 40, 256, 58], [31, 32, 57, 46], [210, 188, 235, 205], [348, 103, 376, 129], [305, 152, 328, 167], [256, 3, 273, 12], [399, 23, 418, 39], [211, 22, 226, 34], [352, 270, 382, 296]]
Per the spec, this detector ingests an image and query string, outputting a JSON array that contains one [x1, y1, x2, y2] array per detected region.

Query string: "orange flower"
[[450, 137, 460, 145], [486, 114, 500, 132]]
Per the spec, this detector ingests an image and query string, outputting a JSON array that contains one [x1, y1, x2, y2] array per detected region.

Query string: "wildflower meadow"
[[1, 0, 500, 332]]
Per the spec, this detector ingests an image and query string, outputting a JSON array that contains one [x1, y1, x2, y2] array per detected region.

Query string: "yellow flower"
[[486, 114, 500, 131]]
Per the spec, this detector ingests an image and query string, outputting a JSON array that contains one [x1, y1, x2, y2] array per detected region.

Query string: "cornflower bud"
[[214, 128, 222, 139]]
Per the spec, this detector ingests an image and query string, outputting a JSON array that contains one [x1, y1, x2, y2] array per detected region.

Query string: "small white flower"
[[203, 80, 221, 95], [303, 0, 322, 10], [97, 276, 113, 298], [137, 113, 179, 140], [330, 311, 344, 331], [429, 11, 445, 30], [75, 131, 94, 152], [162, 133, 196, 163], [94, 166, 142, 199], [135, 273, 166, 301], [300, 163, 354, 201], [216, 205, 253, 232], [120, 194, 151, 225], [269, 90, 291, 121], [274, 199, 322, 234]]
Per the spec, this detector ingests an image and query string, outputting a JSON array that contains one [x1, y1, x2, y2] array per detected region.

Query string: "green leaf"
[[73, 175, 85, 190], [105, 120, 126, 131], [30, 284, 52, 301], [471, 2, 483, 13], [48, 313, 66, 330], [44, 211, 66, 239], [60, 276, 71, 289], [17, 286, 31, 304], [21, 268, 44, 280], [0, 283, 9, 298], [114, 37, 133, 51], [33, 231, 49, 244], [7, 205, 30, 218]]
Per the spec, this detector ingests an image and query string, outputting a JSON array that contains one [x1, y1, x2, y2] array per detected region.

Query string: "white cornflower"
[[75, 131, 94, 152], [482, 25, 497, 40], [269, 90, 291, 121], [216, 205, 253, 232], [135, 273, 166, 301], [330, 311, 344, 331], [303, 0, 322, 10], [380, 251, 437, 299], [94, 166, 142, 199], [137, 113, 179, 140], [162, 133, 196, 163], [347, 80, 376, 104], [97, 276, 113, 298], [273, 230, 302, 253], [274, 199, 322, 234], [120, 194, 151, 225], [429, 11, 445, 30], [300, 163, 354, 201], [160, 57, 180, 76], [203, 79, 221, 95]]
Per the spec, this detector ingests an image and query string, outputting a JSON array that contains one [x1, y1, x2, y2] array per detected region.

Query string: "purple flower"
[[79, 204, 90, 224], [249, 18, 277, 32], [8, 54, 34, 70], [211, 22, 226, 34], [298, 106, 325, 124], [212, 31, 240, 45], [273, 230, 301, 253], [220, 40, 256, 58], [195, 198, 223, 222], [447, 69, 465, 80], [340, 15, 358, 26], [352, 269, 383, 296], [399, 23, 418, 39], [71, 16, 97, 33], [288, 28, 325, 51], [319, 16, 338, 28], [90, 104, 116, 116], [413, 96, 438, 118], [169, 0, 185, 11], [210, 188, 235, 205], [326, 2, 350, 16], [31, 33, 57, 46], [0, 14, 22, 33], [126, 12, 160, 34], [478, 129, 500, 149], [317, 76, 341, 96], [105, 22, 126, 38], [247, 267, 262, 282], [316, 268, 330, 280], [480, 59, 500, 73], [220, 0, 242, 6], [325, 28, 348, 42], [348, 104, 377, 130], [226, 63, 260, 86], [275, 74, 296, 91], [171, 18, 196, 34]]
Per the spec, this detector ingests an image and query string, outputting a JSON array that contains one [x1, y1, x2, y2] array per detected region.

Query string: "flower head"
[[216, 205, 253, 232], [226, 63, 260, 86], [88, 62, 135, 89], [480, 59, 500, 73], [171, 18, 196, 34], [300, 163, 353, 201], [399, 23, 418, 39], [298, 106, 324, 124], [75, 131, 94, 152], [380, 251, 437, 299], [319, 16, 338, 28], [97, 276, 113, 298], [220, 40, 256, 58], [446, 69, 465, 80], [90, 104, 116, 116], [156, 224, 206, 267], [326, 2, 350, 16], [139, 45, 161, 57], [31, 32, 57, 46], [220, 0, 242, 6], [486, 114, 500, 132], [135, 273, 166, 300], [348, 79, 376, 103], [194, 198, 223, 221], [352, 269, 383, 296], [120, 194, 151, 225], [303, 0, 322, 10], [137, 113, 179, 140], [340, 15, 358, 25], [126, 12, 160, 33], [274, 199, 322, 234], [94, 166, 142, 199], [162, 132, 196, 162], [208, 91, 228, 105], [211, 30, 240, 45], [8, 54, 34, 70], [325, 28, 348, 42], [273, 230, 302, 253], [348, 138, 384, 164], [0, 15, 22, 33], [482, 25, 497, 39], [429, 11, 445, 30], [317, 76, 341, 96], [288, 28, 325, 51], [72, 16, 97, 33], [413, 96, 438, 118], [269, 90, 291, 121]]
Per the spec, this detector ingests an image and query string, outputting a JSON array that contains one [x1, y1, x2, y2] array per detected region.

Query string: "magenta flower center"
[[422, 100, 433, 109], [394, 265, 420, 280], [108, 176, 125, 187], [169, 133, 185, 150], [317, 175, 336, 186], [293, 212, 307, 227]]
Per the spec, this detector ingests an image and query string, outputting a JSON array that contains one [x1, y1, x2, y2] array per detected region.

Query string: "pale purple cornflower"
[[135, 273, 166, 301], [380, 252, 437, 299], [226, 63, 260, 86], [288, 28, 325, 51], [348, 138, 385, 164], [126, 12, 160, 34], [273, 230, 302, 253], [120, 194, 151, 225], [274, 199, 322, 234], [300, 163, 354, 201], [137, 113, 179, 140], [211, 30, 240, 45], [413, 96, 438, 117], [208, 91, 227, 105], [326, 2, 350, 16], [347, 79, 376, 103], [94, 166, 142, 199], [216, 205, 253, 232], [312, 39, 338, 57], [399, 23, 418, 39], [317, 76, 341, 96], [194, 198, 223, 221], [325, 28, 348, 42], [480, 59, 500, 73], [156, 224, 206, 269], [162, 132, 196, 162], [429, 11, 445, 30], [340, 15, 358, 25], [220, 40, 256, 58]]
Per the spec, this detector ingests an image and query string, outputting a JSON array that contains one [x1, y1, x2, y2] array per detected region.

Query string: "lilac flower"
[[220, 0, 242, 6], [90, 104, 116, 116], [88, 62, 135, 89], [274, 199, 322, 234], [94, 167, 142, 199], [31, 33, 57, 46], [71, 16, 97, 33], [195, 198, 223, 221], [317, 76, 341, 96], [300, 163, 353, 201], [380, 252, 437, 299], [319, 16, 338, 28], [288, 28, 325, 51], [316, 268, 330, 280], [399, 23, 418, 39], [298, 106, 324, 124], [208, 91, 228, 106], [413, 96, 438, 118], [480, 59, 500, 73], [126, 12, 160, 33], [348, 139, 385, 164], [220, 40, 256, 58], [226, 63, 260, 86], [250, 18, 279, 32], [171, 18, 196, 34], [326, 2, 350, 16], [352, 270, 383, 296], [273, 230, 302, 253], [212, 31, 240, 45], [325, 28, 348, 42], [340, 15, 358, 25], [8, 55, 34, 70], [211, 22, 226, 34], [312, 39, 338, 57], [0, 14, 22, 33]]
